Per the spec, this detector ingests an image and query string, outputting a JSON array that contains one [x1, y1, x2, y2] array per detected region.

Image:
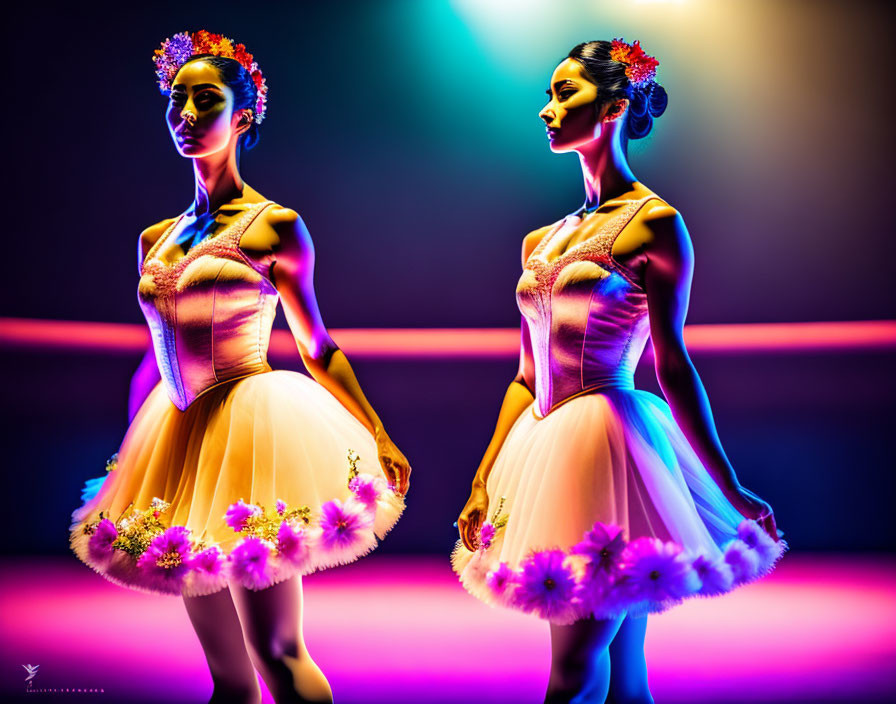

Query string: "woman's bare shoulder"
[[138, 217, 179, 261], [521, 219, 564, 264], [640, 192, 681, 224]]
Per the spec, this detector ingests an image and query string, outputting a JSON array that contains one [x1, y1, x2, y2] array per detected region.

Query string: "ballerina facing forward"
[[69, 30, 411, 704], [453, 38, 786, 704]]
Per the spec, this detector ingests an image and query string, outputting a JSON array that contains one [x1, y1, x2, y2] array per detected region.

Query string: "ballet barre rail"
[[0, 317, 894, 360]]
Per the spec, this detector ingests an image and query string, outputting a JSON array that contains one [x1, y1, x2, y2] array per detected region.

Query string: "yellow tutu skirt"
[[69, 369, 405, 597]]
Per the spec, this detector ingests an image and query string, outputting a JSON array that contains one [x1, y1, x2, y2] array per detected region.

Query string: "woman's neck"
[[575, 133, 637, 210], [190, 150, 245, 216]]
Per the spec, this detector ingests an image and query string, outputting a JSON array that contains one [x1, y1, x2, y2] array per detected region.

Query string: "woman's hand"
[[374, 427, 411, 497], [457, 483, 490, 551], [726, 484, 779, 541]]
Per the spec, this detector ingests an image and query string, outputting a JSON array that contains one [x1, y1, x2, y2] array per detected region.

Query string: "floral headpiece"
[[152, 30, 268, 124], [609, 38, 659, 87]]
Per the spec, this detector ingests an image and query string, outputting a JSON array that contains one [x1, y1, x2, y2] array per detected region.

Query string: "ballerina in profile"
[[69, 30, 410, 704], [453, 38, 786, 703]]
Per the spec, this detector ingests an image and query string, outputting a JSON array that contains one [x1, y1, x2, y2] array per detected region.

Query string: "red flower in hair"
[[609, 38, 659, 86]]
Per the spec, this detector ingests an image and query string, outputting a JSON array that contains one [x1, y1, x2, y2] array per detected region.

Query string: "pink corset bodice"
[[137, 200, 278, 411], [516, 196, 660, 418]]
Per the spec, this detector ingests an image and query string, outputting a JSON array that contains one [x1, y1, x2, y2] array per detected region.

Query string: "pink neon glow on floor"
[[2, 554, 894, 703]]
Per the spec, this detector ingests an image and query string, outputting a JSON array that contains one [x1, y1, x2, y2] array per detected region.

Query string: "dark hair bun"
[[625, 82, 667, 141], [628, 85, 650, 118], [647, 83, 668, 118]]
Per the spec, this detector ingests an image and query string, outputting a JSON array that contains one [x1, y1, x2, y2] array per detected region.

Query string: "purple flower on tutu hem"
[[225, 499, 263, 532], [190, 546, 226, 576], [692, 553, 735, 595], [617, 537, 701, 605], [229, 536, 274, 590], [736, 519, 784, 571], [722, 538, 761, 584], [571, 522, 626, 577], [277, 520, 311, 567], [485, 562, 517, 602], [514, 549, 580, 623], [276, 499, 287, 515], [136, 526, 194, 591], [479, 522, 497, 550], [87, 518, 118, 563], [348, 474, 387, 510], [319, 498, 373, 553]]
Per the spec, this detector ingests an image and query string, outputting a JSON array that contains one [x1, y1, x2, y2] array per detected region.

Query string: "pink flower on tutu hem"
[[136, 526, 194, 591], [190, 545, 226, 577], [225, 499, 262, 532], [736, 519, 784, 571], [485, 562, 517, 603], [229, 536, 274, 590], [87, 518, 118, 563], [276, 499, 287, 515], [575, 565, 624, 619], [722, 538, 761, 584], [348, 474, 387, 510], [692, 553, 735, 595], [514, 549, 581, 623], [571, 522, 626, 577], [277, 520, 312, 568], [479, 522, 497, 550], [318, 498, 374, 554], [617, 537, 701, 606]]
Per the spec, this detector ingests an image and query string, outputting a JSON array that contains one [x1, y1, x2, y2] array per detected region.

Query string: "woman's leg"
[[230, 574, 333, 704], [182, 588, 262, 704], [547, 614, 625, 703], [606, 614, 653, 704]]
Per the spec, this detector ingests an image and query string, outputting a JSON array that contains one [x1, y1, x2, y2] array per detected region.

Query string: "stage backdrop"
[[3, 0, 894, 556]]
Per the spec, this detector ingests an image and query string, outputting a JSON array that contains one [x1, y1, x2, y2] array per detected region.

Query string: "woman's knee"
[[245, 634, 302, 666]]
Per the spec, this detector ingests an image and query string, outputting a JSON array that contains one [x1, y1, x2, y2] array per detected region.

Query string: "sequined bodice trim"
[[137, 200, 279, 411], [141, 201, 275, 293], [517, 196, 660, 418]]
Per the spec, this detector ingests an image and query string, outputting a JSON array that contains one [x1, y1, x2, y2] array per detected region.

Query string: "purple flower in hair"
[[514, 549, 580, 623], [229, 536, 274, 590], [136, 526, 194, 592], [154, 32, 194, 91], [692, 553, 735, 595], [571, 522, 626, 578], [87, 518, 118, 563], [617, 537, 701, 605], [224, 499, 262, 532]]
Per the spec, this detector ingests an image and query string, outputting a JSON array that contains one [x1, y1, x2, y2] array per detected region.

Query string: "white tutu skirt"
[[451, 388, 787, 624], [70, 369, 405, 597]]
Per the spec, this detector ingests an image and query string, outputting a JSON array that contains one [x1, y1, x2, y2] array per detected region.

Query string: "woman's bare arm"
[[642, 203, 776, 537], [267, 206, 410, 494], [457, 230, 545, 550]]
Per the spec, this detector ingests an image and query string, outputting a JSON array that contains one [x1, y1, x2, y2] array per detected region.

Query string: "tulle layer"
[[451, 388, 787, 624], [69, 369, 405, 597]]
